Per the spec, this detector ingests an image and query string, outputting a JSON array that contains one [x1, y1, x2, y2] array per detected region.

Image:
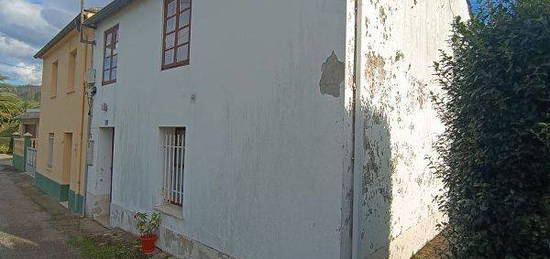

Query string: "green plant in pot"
[[134, 212, 161, 254]]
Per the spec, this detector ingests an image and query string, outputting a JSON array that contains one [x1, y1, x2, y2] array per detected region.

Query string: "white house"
[[83, 0, 469, 258]]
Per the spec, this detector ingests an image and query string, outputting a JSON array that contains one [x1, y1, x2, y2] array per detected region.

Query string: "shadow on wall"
[[361, 105, 393, 258]]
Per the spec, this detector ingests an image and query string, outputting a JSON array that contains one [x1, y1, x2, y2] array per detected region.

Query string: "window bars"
[[162, 128, 185, 206]]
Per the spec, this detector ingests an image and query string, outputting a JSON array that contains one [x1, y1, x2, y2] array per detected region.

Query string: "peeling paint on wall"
[[365, 52, 386, 99], [319, 51, 345, 97], [356, 0, 470, 258]]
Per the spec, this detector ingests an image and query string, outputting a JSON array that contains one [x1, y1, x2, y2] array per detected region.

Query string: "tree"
[[0, 75, 24, 133], [433, 0, 550, 257]]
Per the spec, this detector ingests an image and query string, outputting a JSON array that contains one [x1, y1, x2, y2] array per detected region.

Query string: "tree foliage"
[[0, 75, 25, 132], [433, 0, 550, 257]]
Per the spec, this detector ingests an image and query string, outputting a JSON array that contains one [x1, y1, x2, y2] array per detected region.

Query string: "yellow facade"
[[36, 28, 93, 213]]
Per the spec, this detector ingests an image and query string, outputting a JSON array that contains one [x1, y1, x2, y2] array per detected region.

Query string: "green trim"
[[34, 172, 69, 201], [12, 154, 25, 171], [11, 135, 32, 171], [68, 190, 84, 214]]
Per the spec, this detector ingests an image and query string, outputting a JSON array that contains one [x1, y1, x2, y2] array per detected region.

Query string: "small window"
[[48, 133, 54, 168], [162, 0, 192, 70], [102, 25, 119, 85], [161, 127, 185, 206], [68, 49, 77, 92], [51, 61, 58, 96]]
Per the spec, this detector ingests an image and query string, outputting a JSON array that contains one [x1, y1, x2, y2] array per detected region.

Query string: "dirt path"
[[0, 161, 82, 258], [0, 155, 171, 259]]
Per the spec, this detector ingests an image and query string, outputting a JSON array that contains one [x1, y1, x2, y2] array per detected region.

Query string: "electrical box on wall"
[[87, 68, 96, 85], [87, 140, 94, 166]]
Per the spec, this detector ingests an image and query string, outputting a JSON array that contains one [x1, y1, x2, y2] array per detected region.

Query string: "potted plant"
[[134, 212, 161, 254]]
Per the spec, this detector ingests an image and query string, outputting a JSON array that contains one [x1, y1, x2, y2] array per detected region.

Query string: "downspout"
[[77, 12, 89, 216], [351, 0, 362, 258], [82, 43, 95, 217], [78, 4, 97, 216], [81, 27, 96, 217]]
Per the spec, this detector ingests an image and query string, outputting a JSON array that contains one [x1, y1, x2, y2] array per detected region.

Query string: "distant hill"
[[14, 85, 41, 102], [0, 85, 41, 103]]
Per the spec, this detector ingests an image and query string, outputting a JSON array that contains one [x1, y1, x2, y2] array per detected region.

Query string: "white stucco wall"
[[353, 0, 469, 258], [86, 0, 350, 258]]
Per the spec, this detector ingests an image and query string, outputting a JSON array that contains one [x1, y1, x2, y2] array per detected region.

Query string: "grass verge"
[[69, 234, 145, 259]]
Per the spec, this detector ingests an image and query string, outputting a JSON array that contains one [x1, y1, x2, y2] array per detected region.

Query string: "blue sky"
[[0, 0, 482, 86], [470, 0, 482, 13], [0, 0, 110, 85]]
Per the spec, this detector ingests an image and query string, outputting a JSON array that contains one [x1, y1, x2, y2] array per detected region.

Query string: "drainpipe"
[[77, 16, 89, 216], [82, 47, 95, 217], [351, 0, 363, 258], [81, 31, 96, 217], [77, 3, 97, 216]]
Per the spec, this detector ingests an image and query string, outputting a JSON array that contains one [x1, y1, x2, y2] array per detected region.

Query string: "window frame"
[[102, 24, 119, 85], [161, 0, 192, 70], [51, 60, 58, 97], [67, 49, 77, 93], [161, 127, 186, 207], [47, 133, 54, 168]]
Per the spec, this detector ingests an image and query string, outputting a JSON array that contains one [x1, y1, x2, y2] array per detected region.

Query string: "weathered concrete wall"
[[87, 0, 350, 258], [354, 0, 469, 258]]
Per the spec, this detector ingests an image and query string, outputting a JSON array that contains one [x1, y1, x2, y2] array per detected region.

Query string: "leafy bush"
[[433, 0, 550, 257], [0, 144, 8, 154], [0, 123, 19, 137], [134, 212, 160, 237]]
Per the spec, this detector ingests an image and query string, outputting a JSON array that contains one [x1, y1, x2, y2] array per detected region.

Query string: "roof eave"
[[33, 15, 81, 59], [84, 0, 136, 26]]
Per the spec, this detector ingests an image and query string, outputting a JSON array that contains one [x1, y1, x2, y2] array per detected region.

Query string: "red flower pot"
[[140, 234, 158, 254]]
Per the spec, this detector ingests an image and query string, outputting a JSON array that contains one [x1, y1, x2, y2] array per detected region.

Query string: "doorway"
[[62, 133, 73, 184], [96, 127, 114, 227]]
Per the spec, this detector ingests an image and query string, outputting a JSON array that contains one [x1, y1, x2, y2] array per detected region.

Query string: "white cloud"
[[0, 62, 42, 85], [0, 0, 54, 32], [0, 33, 37, 59], [0, 0, 110, 85]]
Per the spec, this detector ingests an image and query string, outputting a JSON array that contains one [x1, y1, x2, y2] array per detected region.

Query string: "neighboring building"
[[16, 108, 40, 138], [84, 1, 469, 259], [11, 109, 40, 172], [33, 12, 96, 214]]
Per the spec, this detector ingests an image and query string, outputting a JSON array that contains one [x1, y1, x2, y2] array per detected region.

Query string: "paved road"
[[0, 156, 81, 259]]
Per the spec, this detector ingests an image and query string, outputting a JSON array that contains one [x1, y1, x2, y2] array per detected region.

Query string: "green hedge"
[[432, 0, 550, 257]]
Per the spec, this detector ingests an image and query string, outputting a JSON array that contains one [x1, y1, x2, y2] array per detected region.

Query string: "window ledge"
[[66, 90, 75, 94], [154, 203, 183, 219], [50, 95, 56, 99], [102, 80, 116, 86]]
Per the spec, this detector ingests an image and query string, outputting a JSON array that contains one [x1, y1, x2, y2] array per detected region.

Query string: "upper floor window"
[[102, 25, 119, 85], [67, 49, 77, 93], [162, 0, 191, 70], [51, 60, 58, 97]]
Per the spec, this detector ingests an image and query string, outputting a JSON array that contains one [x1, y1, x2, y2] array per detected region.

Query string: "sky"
[[0, 0, 482, 86], [0, 0, 110, 85]]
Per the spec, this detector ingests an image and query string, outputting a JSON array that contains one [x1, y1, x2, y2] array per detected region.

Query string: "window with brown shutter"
[[162, 0, 192, 70], [102, 25, 119, 85]]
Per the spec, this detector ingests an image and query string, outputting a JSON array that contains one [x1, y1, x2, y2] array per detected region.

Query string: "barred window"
[[161, 127, 185, 206]]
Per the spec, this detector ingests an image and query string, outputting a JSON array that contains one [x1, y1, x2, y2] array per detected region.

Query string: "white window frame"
[[161, 127, 185, 206]]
